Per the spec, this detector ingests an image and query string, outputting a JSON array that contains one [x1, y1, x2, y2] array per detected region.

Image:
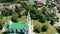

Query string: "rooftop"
[[9, 22, 25, 29]]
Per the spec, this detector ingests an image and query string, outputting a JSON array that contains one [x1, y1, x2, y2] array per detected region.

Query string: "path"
[[30, 20, 35, 34], [54, 11, 60, 27]]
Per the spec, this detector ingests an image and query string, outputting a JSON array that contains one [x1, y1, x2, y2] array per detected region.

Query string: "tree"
[[49, 4, 55, 8], [56, 26, 60, 33], [0, 14, 3, 30], [34, 23, 42, 33], [50, 19, 55, 25], [30, 13, 37, 20], [15, 5, 22, 18], [9, 10, 13, 15], [18, 13, 22, 18], [57, 7, 60, 10], [55, 17, 59, 22], [57, 7, 60, 13], [45, 0, 49, 7], [2, 10, 9, 16], [11, 12, 18, 22], [2, 32, 6, 34], [41, 7, 47, 15], [0, 22, 3, 30], [39, 13, 46, 23], [33, 1, 37, 7], [42, 25, 48, 32], [58, 10, 60, 13], [15, 5, 20, 13], [1, 0, 15, 3], [30, 7, 39, 20]]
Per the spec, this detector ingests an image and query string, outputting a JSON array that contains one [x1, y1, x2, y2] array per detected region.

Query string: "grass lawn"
[[18, 16, 26, 22], [3, 16, 12, 22], [32, 20, 56, 34], [0, 30, 2, 34]]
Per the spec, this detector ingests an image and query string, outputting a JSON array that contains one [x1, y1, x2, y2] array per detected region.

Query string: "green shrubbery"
[[11, 12, 18, 22], [34, 22, 42, 33], [0, 14, 3, 30], [0, 23, 3, 30], [42, 25, 48, 32], [58, 10, 60, 13]]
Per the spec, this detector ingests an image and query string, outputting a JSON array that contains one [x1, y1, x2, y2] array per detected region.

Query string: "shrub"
[[34, 23, 42, 33], [50, 20, 54, 25], [0, 24, 2, 30], [11, 12, 18, 22], [42, 25, 48, 32], [34, 25, 41, 33], [58, 10, 60, 13]]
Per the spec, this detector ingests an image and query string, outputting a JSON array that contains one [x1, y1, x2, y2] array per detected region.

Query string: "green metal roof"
[[10, 33, 18, 34], [9, 22, 25, 29]]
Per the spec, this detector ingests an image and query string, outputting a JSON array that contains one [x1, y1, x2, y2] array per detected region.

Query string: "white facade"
[[25, 12, 31, 34]]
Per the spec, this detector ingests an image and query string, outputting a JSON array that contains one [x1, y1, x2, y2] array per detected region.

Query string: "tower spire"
[[25, 12, 31, 34]]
